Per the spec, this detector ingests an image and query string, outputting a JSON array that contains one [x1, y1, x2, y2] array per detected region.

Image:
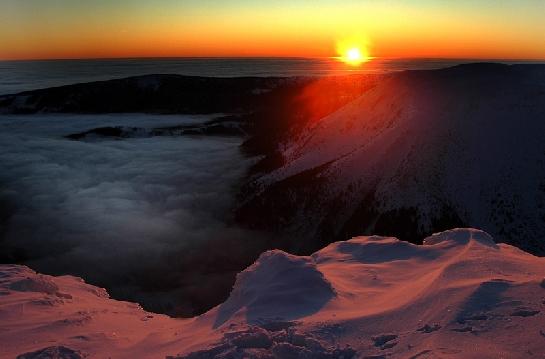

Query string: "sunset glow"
[[0, 1, 545, 60]]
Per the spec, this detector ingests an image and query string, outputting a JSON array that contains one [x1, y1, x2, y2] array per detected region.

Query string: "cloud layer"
[[0, 114, 268, 316]]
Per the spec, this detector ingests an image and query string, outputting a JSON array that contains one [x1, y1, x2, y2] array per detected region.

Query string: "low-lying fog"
[[0, 114, 268, 316]]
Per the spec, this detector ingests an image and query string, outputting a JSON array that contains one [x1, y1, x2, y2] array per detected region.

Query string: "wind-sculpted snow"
[[238, 63, 545, 255], [214, 250, 336, 327], [1, 228, 544, 358]]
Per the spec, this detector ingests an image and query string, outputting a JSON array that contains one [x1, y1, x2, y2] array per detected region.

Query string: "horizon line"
[[2, 55, 545, 63]]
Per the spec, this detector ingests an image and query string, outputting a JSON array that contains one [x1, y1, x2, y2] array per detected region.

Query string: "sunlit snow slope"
[[2, 229, 544, 358]]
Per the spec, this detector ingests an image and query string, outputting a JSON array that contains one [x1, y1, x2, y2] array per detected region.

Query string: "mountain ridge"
[[236, 63, 545, 255]]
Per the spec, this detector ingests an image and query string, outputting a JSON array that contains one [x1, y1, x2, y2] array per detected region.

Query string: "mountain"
[[236, 64, 545, 255], [2, 228, 544, 358], [0, 73, 376, 171], [3, 65, 544, 255]]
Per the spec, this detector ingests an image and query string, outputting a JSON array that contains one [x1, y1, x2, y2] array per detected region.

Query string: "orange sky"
[[1, 1, 545, 60]]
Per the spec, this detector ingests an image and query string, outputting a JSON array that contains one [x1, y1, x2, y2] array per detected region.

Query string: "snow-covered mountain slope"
[[237, 63, 545, 255], [2, 229, 544, 358]]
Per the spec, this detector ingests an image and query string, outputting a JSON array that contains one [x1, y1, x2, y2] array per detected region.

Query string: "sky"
[[1, 0, 544, 60]]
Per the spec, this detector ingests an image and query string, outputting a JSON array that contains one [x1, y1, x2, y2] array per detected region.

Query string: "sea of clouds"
[[0, 114, 268, 316]]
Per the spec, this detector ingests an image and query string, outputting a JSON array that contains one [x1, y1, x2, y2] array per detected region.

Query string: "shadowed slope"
[[237, 64, 545, 255]]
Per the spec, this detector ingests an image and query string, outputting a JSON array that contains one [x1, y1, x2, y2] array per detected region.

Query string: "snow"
[[1, 228, 544, 358], [249, 64, 545, 254], [214, 250, 335, 327]]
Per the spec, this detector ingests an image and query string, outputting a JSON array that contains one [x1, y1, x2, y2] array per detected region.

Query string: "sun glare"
[[341, 46, 369, 66], [346, 48, 363, 65], [336, 38, 370, 66]]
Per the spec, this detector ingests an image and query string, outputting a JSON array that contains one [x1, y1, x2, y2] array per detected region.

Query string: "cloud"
[[0, 113, 270, 316]]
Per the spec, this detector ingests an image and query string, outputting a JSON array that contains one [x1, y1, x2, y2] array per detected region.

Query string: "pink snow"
[[1, 228, 544, 358]]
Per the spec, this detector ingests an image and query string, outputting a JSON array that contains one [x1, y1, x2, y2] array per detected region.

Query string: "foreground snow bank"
[[1, 228, 544, 358]]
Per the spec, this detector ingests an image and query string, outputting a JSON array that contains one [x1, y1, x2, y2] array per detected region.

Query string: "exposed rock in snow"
[[1, 228, 544, 358], [16, 345, 85, 359], [236, 63, 545, 255]]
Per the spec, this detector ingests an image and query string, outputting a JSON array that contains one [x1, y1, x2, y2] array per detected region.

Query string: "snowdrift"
[[1, 228, 544, 358]]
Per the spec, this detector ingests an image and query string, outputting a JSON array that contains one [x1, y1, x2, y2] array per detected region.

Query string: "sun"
[[340, 46, 369, 66], [345, 48, 364, 65], [336, 38, 370, 66]]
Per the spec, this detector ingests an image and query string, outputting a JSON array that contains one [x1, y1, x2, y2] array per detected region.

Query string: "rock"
[[417, 324, 441, 333], [451, 326, 473, 333], [226, 327, 273, 349], [16, 346, 84, 359], [510, 309, 540, 317], [372, 334, 398, 347]]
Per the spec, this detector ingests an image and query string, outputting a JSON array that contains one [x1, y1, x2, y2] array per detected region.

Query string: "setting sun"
[[343, 47, 367, 66], [336, 38, 370, 66]]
